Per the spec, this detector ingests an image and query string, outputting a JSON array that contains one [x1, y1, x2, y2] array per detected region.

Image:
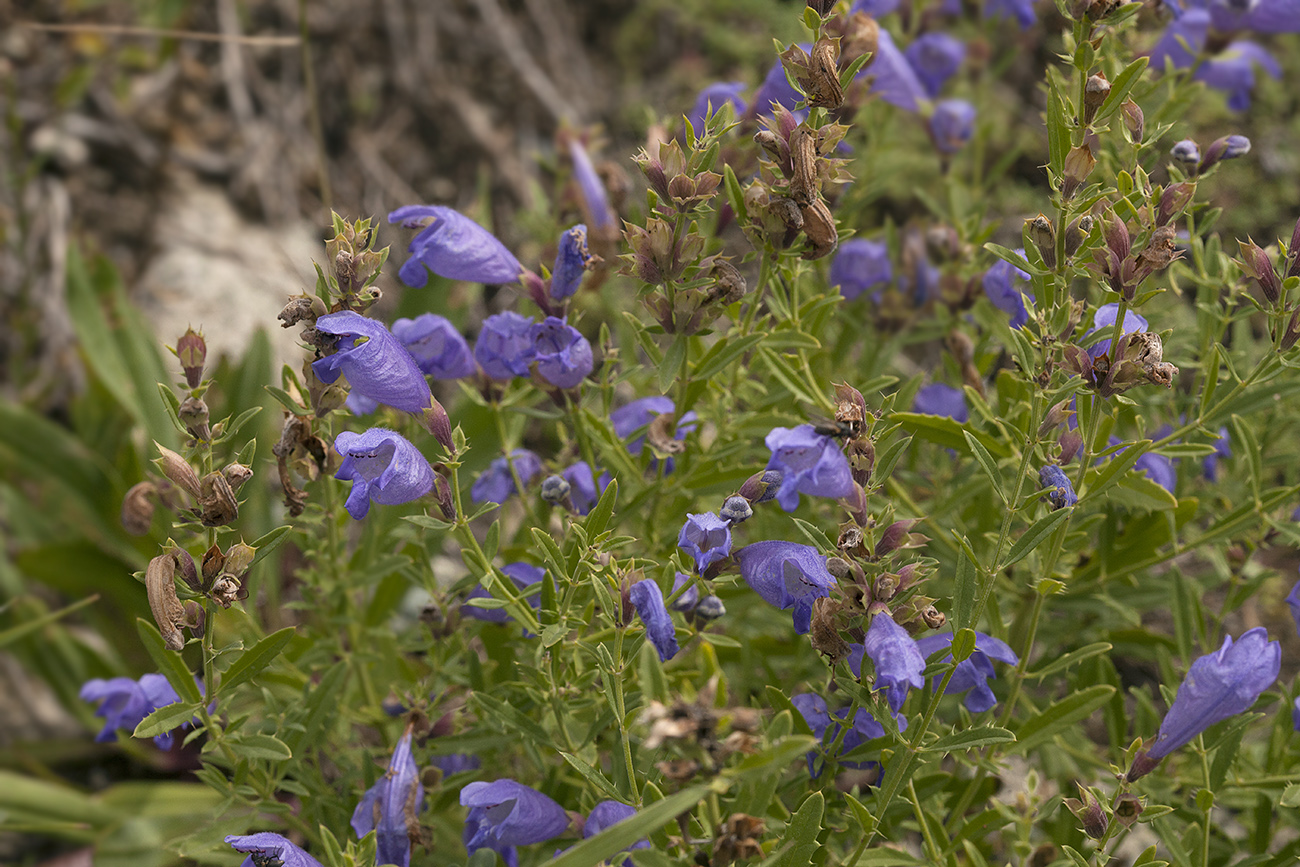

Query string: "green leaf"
[[471, 692, 557, 750], [1027, 642, 1113, 680], [659, 335, 688, 394], [282, 661, 349, 754], [1012, 684, 1115, 754], [962, 430, 1006, 505], [559, 751, 622, 801], [0, 594, 100, 648], [218, 627, 296, 696], [924, 726, 1016, 753], [692, 333, 768, 382], [771, 791, 824, 867], [1229, 414, 1262, 501], [891, 413, 1009, 457], [766, 687, 814, 737], [723, 164, 748, 226], [227, 732, 292, 761], [1095, 57, 1149, 125], [1046, 77, 1069, 176], [136, 619, 203, 704], [541, 783, 716, 867], [1002, 509, 1071, 569], [953, 544, 978, 631], [760, 347, 825, 408], [248, 526, 294, 570], [264, 385, 311, 415], [584, 478, 619, 538], [133, 701, 202, 740]]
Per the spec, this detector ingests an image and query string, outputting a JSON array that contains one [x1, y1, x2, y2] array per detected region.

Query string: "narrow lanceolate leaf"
[[770, 791, 824, 867], [218, 626, 297, 696], [1011, 684, 1115, 754], [133, 701, 202, 740], [924, 726, 1016, 753], [1001, 509, 1071, 568], [1026, 642, 1113, 680], [963, 430, 1007, 505], [136, 619, 203, 704], [541, 783, 716, 867]]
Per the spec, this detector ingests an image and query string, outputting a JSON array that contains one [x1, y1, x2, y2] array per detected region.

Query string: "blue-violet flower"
[[678, 512, 733, 573], [904, 34, 965, 98], [764, 424, 855, 512], [388, 205, 523, 287], [351, 727, 424, 867], [334, 429, 435, 520], [80, 673, 184, 749], [530, 317, 593, 389], [391, 314, 475, 379], [227, 833, 325, 867], [735, 541, 837, 634], [912, 383, 968, 422], [929, 99, 977, 155], [982, 251, 1032, 329], [913, 632, 1019, 713], [1039, 465, 1078, 509], [830, 239, 892, 302], [551, 225, 595, 300], [791, 693, 889, 777], [475, 311, 538, 381], [461, 779, 569, 856], [629, 580, 680, 662], [314, 312, 435, 415], [471, 450, 544, 505], [863, 612, 927, 712]]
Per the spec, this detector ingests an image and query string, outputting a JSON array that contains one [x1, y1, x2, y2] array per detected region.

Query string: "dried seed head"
[[198, 471, 239, 527], [211, 574, 241, 608], [222, 462, 253, 493], [121, 481, 158, 536], [146, 553, 187, 651], [800, 198, 839, 260], [178, 396, 211, 442], [154, 443, 202, 498], [1026, 214, 1057, 270]]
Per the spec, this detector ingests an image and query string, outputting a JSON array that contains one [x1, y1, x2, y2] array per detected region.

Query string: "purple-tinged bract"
[[471, 450, 544, 505], [830, 239, 892, 302], [334, 429, 434, 520], [475, 311, 538, 381], [388, 205, 523, 287], [461, 779, 569, 854], [391, 314, 475, 380], [351, 729, 424, 867], [735, 540, 836, 634], [226, 833, 326, 867], [314, 312, 434, 415], [629, 580, 680, 662], [80, 673, 184, 749], [863, 612, 927, 712], [530, 317, 593, 389], [914, 632, 1019, 713], [764, 424, 855, 512], [1147, 628, 1279, 759], [678, 512, 733, 573]]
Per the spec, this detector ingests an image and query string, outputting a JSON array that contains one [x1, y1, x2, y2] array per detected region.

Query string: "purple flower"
[[912, 383, 968, 423], [983, 251, 1032, 329], [629, 580, 680, 662], [569, 140, 614, 232], [388, 205, 523, 287], [670, 572, 700, 612], [80, 673, 183, 749], [584, 801, 649, 850], [850, 0, 902, 14], [859, 30, 927, 112], [830, 239, 892, 302], [914, 632, 1019, 713], [1293, 696, 1300, 732], [791, 693, 889, 777], [1197, 42, 1280, 111], [1286, 577, 1300, 636], [687, 82, 748, 136], [610, 396, 697, 470], [475, 311, 538, 381], [1147, 628, 1279, 760], [227, 833, 325, 867], [1204, 0, 1300, 32], [1171, 139, 1202, 167], [1087, 303, 1149, 358], [471, 450, 544, 505], [391, 314, 475, 379], [678, 512, 733, 573], [1039, 465, 1078, 509], [1149, 9, 1280, 110], [352, 728, 424, 867], [561, 462, 607, 515], [735, 540, 837, 634], [530, 317, 593, 389], [985, 0, 1037, 28], [752, 48, 808, 117], [461, 779, 569, 857], [1136, 451, 1177, 493], [314, 312, 435, 416], [929, 99, 977, 155], [347, 391, 380, 416], [434, 754, 482, 776], [904, 34, 965, 98], [764, 424, 855, 512], [463, 562, 545, 624], [334, 429, 435, 520], [551, 225, 594, 300], [863, 612, 926, 712]]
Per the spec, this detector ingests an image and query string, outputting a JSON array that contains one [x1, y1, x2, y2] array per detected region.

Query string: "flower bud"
[[875, 519, 918, 558], [1238, 239, 1281, 304], [1082, 74, 1109, 126], [738, 469, 783, 504], [432, 472, 457, 521], [178, 396, 211, 442], [155, 443, 201, 498], [1126, 749, 1161, 781], [146, 553, 186, 651], [224, 543, 257, 577], [696, 595, 726, 620], [1026, 213, 1057, 270], [183, 599, 206, 638], [1171, 139, 1201, 175], [806, 0, 836, 16], [1058, 429, 1084, 465], [1199, 134, 1250, 174], [541, 474, 571, 505], [1063, 215, 1094, 259], [1121, 99, 1144, 143], [170, 546, 200, 592], [1064, 784, 1108, 839], [423, 399, 455, 455], [1156, 181, 1195, 227], [720, 495, 753, 525], [176, 328, 206, 389], [121, 481, 157, 536]]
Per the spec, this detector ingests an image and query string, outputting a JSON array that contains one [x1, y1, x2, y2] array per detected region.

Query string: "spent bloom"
[[830, 239, 893, 302], [461, 779, 569, 859], [334, 429, 435, 520], [475, 311, 538, 381], [764, 424, 855, 512], [80, 673, 183, 749], [983, 251, 1032, 329], [914, 632, 1019, 713], [530, 317, 594, 389], [904, 33, 965, 97], [388, 205, 523, 286], [687, 81, 747, 136], [863, 612, 927, 712], [314, 312, 436, 416], [1143, 628, 1279, 762], [471, 450, 544, 505], [351, 726, 424, 867], [929, 99, 977, 155], [391, 314, 475, 379], [735, 540, 837, 634], [791, 693, 890, 777], [678, 512, 733, 573], [912, 383, 968, 423], [551, 225, 595, 300], [227, 833, 326, 867], [628, 579, 680, 662], [1039, 465, 1078, 509]]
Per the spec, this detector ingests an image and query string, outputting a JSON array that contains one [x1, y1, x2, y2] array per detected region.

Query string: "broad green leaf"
[[1012, 684, 1115, 753], [771, 791, 824, 867], [584, 478, 619, 538], [133, 701, 202, 740], [953, 544, 978, 631], [659, 335, 688, 394], [723, 164, 748, 226], [227, 732, 292, 761], [1095, 57, 1149, 125], [218, 626, 297, 696]]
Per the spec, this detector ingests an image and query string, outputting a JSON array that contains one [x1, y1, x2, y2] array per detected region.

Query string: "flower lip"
[[334, 429, 435, 520], [387, 205, 523, 286], [475, 311, 538, 381], [460, 779, 569, 850], [764, 424, 855, 512], [863, 612, 927, 712], [735, 540, 836, 634], [391, 314, 475, 380], [314, 312, 434, 415], [226, 833, 327, 867], [678, 512, 733, 574]]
